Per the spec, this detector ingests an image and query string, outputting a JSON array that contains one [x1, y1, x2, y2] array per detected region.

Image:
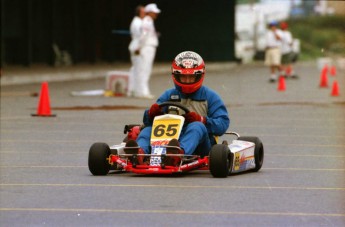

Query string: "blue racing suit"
[[136, 86, 230, 156]]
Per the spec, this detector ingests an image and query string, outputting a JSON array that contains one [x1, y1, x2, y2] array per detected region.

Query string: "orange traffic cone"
[[277, 76, 286, 91], [319, 65, 328, 88], [331, 80, 340, 96], [31, 82, 56, 117], [330, 65, 336, 76]]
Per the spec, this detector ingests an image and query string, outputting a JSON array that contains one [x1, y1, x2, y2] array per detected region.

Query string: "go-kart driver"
[[127, 51, 230, 158]]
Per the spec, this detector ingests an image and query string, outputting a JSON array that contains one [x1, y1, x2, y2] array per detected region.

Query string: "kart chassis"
[[88, 102, 264, 178]]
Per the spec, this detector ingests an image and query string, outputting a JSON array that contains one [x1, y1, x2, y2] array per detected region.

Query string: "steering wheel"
[[158, 102, 190, 114]]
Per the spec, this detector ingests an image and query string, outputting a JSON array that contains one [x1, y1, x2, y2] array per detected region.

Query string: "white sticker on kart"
[[150, 146, 166, 166], [229, 140, 254, 152], [231, 140, 255, 173]]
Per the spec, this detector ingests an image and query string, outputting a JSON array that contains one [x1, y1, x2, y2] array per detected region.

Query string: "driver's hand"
[[148, 103, 163, 120], [185, 112, 206, 124]]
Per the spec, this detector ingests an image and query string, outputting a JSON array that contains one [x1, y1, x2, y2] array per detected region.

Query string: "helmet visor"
[[173, 72, 203, 84]]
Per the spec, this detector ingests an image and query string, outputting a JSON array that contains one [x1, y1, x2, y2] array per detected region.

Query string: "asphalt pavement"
[[1, 60, 344, 226]]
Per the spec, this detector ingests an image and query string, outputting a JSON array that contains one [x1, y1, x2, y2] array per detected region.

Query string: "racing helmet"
[[171, 51, 205, 94]]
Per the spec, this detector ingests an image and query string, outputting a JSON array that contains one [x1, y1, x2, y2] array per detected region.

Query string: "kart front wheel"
[[209, 144, 232, 178], [88, 142, 111, 175], [238, 136, 264, 172]]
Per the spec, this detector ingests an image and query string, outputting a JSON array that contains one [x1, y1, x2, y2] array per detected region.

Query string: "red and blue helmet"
[[171, 51, 205, 94]]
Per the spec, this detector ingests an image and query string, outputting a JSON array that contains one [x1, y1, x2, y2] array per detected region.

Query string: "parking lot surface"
[[1, 62, 344, 226]]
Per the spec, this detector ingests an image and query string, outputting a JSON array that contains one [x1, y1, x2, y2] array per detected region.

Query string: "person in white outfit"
[[128, 5, 146, 97], [264, 21, 284, 82], [135, 3, 161, 99], [280, 22, 297, 78]]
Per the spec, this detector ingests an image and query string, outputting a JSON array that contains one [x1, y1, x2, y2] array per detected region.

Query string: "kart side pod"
[[209, 135, 264, 178]]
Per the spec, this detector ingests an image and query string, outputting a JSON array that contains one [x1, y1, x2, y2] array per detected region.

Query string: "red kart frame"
[[88, 102, 264, 178], [108, 153, 209, 174]]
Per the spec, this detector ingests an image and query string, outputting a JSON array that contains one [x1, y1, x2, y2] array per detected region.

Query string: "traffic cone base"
[[31, 82, 56, 117], [31, 113, 56, 117], [331, 81, 340, 97], [278, 76, 286, 91]]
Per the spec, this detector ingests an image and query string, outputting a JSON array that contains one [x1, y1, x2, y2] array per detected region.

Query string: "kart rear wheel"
[[209, 144, 232, 178], [238, 136, 264, 172], [88, 142, 111, 175]]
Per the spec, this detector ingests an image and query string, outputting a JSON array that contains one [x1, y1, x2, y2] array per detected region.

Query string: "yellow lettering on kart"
[[234, 152, 240, 171], [151, 118, 182, 140]]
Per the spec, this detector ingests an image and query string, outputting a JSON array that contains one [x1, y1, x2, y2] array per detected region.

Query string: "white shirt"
[[281, 30, 293, 54], [266, 29, 283, 49], [140, 16, 159, 47], [128, 16, 142, 53]]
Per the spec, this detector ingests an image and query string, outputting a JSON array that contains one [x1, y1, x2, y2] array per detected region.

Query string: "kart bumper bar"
[[109, 154, 209, 174]]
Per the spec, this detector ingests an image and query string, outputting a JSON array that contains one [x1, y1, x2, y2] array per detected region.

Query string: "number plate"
[[150, 115, 185, 142], [149, 114, 184, 166]]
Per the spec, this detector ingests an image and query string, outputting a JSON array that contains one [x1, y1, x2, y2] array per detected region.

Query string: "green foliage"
[[236, 0, 259, 5], [288, 15, 345, 60]]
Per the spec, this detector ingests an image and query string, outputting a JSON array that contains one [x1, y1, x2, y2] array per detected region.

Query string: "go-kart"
[[88, 102, 264, 178]]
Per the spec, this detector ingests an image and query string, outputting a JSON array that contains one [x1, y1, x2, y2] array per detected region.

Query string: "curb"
[[1, 62, 237, 86]]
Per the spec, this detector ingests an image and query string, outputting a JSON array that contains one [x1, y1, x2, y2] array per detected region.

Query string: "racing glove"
[[148, 103, 163, 120], [185, 112, 206, 124]]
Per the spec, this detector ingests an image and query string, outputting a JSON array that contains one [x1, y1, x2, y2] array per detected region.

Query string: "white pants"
[[137, 46, 156, 97], [128, 53, 141, 96]]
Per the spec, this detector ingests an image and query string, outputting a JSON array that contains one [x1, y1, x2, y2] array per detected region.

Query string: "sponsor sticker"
[[150, 146, 166, 166], [234, 152, 240, 171]]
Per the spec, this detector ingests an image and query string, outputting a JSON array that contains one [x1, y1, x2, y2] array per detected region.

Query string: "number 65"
[[153, 124, 178, 137]]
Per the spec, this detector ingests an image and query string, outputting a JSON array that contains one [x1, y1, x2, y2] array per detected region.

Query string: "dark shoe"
[[124, 140, 144, 165], [124, 140, 139, 154], [166, 139, 181, 153], [165, 139, 184, 166]]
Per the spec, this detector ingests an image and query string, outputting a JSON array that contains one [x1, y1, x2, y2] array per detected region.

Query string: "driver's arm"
[[204, 93, 230, 136]]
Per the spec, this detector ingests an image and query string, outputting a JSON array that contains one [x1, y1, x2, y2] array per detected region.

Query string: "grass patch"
[[288, 15, 345, 60]]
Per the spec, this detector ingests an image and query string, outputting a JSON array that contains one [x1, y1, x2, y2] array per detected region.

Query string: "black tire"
[[237, 136, 264, 172], [209, 144, 232, 178], [88, 142, 111, 175]]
